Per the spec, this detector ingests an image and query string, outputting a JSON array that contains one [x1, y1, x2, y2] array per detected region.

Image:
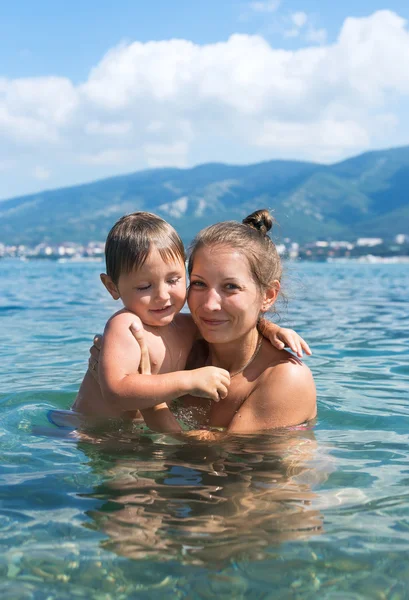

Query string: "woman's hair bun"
[[242, 209, 274, 236]]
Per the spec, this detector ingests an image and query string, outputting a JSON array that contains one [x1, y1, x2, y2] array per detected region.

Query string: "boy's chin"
[[143, 312, 176, 327]]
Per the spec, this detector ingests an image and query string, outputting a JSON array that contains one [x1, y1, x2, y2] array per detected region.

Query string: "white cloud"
[[249, 0, 281, 14], [146, 120, 164, 133], [1, 9, 409, 199], [253, 119, 370, 162], [284, 28, 301, 39], [285, 12, 322, 41], [85, 120, 132, 135], [32, 166, 51, 180], [79, 149, 133, 166], [291, 12, 308, 29], [306, 27, 328, 45], [0, 76, 78, 144], [144, 142, 189, 168]]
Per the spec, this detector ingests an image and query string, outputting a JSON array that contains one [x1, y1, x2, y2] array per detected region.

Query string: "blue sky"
[[1, 0, 409, 199]]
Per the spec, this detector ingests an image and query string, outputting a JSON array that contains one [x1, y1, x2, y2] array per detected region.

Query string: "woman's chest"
[[208, 384, 250, 427], [180, 379, 253, 428]]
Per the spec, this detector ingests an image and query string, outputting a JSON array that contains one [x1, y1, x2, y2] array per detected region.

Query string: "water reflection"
[[80, 430, 326, 565]]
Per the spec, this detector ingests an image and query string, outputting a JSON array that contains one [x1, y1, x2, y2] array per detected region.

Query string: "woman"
[[131, 208, 316, 434]]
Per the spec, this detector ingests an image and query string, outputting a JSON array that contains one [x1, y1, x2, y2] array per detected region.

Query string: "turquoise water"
[[1, 258, 409, 599]]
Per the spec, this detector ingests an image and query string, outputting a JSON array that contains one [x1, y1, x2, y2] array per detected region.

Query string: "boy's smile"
[[101, 247, 187, 327]]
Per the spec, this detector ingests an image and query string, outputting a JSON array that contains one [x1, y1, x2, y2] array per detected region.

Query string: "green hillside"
[[1, 146, 408, 245]]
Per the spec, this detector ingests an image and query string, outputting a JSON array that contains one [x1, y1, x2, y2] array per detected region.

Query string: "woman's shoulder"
[[232, 349, 317, 430], [260, 349, 315, 394]]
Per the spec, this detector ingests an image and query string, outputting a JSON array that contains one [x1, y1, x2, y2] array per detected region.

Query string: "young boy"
[[72, 212, 310, 431]]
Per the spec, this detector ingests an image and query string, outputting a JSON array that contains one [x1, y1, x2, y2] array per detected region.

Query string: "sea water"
[[0, 258, 408, 599]]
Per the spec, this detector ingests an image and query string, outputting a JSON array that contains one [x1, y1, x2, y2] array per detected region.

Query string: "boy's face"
[[101, 247, 187, 327]]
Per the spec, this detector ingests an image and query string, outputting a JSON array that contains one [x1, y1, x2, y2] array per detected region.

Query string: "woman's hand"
[[87, 318, 150, 382], [130, 321, 151, 375], [128, 321, 182, 433], [88, 334, 102, 382], [258, 319, 311, 358], [273, 327, 311, 357]]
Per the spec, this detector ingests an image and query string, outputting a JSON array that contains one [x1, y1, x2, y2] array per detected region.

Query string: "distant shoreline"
[[3, 255, 409, 265]]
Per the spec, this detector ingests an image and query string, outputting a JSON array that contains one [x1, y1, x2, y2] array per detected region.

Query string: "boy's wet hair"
[[188, 208, 282, 294], [105, 212, 186, 284]]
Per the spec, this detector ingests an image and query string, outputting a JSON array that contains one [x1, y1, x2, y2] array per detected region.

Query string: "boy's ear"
[[260, 280, 280, 313], [100, 273, 120, 300]]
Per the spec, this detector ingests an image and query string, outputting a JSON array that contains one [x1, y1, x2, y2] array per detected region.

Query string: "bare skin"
[[72, 246, 309, 431], [128, 244, 317, 436], [180, 338, 316, 434], [72, 312, 201, 417]]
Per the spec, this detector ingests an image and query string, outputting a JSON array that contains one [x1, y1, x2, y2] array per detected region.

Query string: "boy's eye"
[[168, 277, 181, 285], [136, 284, 151, 291]]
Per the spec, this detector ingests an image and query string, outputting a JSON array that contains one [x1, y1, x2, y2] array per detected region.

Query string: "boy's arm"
[[141, 404, 183, 433], [129, 323, 182, 433], [89, 328, 182, 432], [258, 318, 311, 358], [99, 313, 229, 411]]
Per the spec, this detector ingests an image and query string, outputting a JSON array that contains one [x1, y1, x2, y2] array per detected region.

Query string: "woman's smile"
[[199, 317, 229, 327]]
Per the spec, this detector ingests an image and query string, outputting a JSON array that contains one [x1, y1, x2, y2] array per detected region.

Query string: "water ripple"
[[0, 260, 409, 597]]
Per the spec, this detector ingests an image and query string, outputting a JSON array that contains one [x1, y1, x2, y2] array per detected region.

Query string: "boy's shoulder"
[[104, 308, 140, 331]]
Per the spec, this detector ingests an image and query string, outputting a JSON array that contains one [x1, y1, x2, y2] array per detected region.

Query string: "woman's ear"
[[260, 280, 280, 313], [100, 273, 120, 300]]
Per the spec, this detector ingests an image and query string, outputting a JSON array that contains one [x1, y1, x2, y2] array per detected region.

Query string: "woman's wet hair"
[[188, 208, 282, 295], [105, 212, 185, 284]]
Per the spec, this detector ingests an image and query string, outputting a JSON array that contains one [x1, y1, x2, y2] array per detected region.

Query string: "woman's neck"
[[208, 329, 262, 377]]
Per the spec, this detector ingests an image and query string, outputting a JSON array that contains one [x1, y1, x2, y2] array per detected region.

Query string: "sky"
[[1, 0, 409, 200]]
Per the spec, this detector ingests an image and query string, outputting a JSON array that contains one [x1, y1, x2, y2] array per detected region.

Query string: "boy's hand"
[[129, 320, 229, 402], [187, 367, 230, 403], [258, 319, 311, 358]]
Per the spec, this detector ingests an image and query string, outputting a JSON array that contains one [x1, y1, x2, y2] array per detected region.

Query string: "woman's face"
[[188, 244, 272, 344]]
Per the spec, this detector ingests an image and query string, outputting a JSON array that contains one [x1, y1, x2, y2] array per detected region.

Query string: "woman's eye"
[[190, 280, 205, 288], [226, 283, 240, 290]]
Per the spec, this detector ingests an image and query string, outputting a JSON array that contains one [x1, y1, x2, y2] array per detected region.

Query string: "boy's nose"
[[156, 283, 170, 301]]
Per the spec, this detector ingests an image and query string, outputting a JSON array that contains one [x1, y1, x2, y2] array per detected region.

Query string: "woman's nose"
[[202, 288, 221, 311]]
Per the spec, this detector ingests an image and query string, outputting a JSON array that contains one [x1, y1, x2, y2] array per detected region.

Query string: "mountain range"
[[1, 145, 409, 245]]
